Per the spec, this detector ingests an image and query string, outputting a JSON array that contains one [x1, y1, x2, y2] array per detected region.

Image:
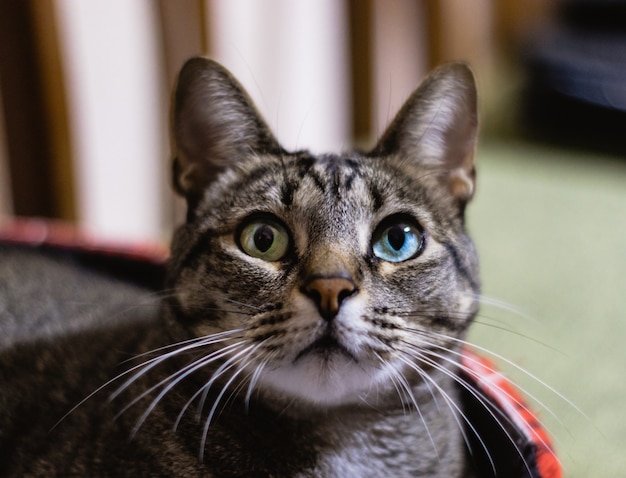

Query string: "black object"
[[522, 0, 626, 154]]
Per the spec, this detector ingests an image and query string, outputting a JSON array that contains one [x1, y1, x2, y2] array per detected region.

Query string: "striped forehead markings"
[[280, 154, 321, 206], [279, 153, 376, 206]]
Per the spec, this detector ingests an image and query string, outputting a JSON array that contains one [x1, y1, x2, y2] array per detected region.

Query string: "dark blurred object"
[[522, 0, 626, 155]]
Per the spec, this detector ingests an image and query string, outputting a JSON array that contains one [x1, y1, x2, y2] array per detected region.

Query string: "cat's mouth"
[[294, 334, 356, 363]]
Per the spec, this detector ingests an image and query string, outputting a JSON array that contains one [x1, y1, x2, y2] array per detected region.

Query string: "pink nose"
[[302, 276, 357, 320]]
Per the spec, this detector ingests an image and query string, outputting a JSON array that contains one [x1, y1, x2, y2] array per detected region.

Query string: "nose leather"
[[303, 277, 357, 320]]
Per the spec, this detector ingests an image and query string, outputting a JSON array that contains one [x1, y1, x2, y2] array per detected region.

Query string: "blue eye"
[[372, 219, 423, 263]]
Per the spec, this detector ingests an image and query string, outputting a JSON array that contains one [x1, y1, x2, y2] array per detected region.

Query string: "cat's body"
[[0, 249, 469, 478], [0, 58, 490, 477]]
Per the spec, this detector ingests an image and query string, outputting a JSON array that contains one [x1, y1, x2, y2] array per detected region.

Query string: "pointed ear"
[[373, 63, 478, 203], [172, 57, 282, 204]]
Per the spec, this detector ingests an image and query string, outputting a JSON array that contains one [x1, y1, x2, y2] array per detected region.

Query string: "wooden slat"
[[0, 92, 12, 216], [426, 0, 493, 69], [0, 0, 57, 218], [31, 0, 76, 220], [156, 0, 205, 227], [348, 0, 373, 146], [157, 0, 205, 93]]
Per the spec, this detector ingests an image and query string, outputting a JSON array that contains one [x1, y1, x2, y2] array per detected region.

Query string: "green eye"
[[372, 218, 423, 263], [238, 218, 290, 261]]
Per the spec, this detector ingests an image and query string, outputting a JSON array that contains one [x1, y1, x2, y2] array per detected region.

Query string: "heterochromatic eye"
[[372, 217, 424, 263], [238, 217, 290, 261]]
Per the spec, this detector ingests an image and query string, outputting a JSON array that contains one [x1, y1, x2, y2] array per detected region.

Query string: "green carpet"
[[467, 140, 626, 477]]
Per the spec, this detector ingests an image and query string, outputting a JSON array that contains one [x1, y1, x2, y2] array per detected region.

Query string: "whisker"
[[372, 353, 411, 415], [394, 355, 442, 458], [430, 331, 588, 422], [398, 349, 514, 476], [110, 334, 242, 401], [226, 359, 264, 413], [173, 343, 258, 431], [50, 372, 131, 432], [470, 320, 564, 355], [405, 339, 563, 468], [400, 323, 577, 432], [50, 332, 238, 431], [165, 303, 256, 316], [464, 293, 537, 323], [194, 343, 258, 421], [199, 342, 265, 462], [244, 356, 272, 412], [399, 308, 515, 332], [400, 327, 571, 458], [423, 337, 567, 439], [400, 307, 565, 357], [101, 289, 179, 317], [396, 352, 497, 474], [126, 342, 248, 437], [223, 298, 264, 311], [121, 329, 245, 363], [400, 336, 564, 478]]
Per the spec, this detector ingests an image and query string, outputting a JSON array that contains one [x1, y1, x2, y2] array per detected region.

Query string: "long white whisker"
[[50, 332, 240, 431], [173, 343, 258, 431], [223, 298, 264, 311], [227, 360, 263, 412], [110, 334, 241, 401], [430, 331, 588, 422], [194, 343, 260, 421], [51, 372, 131, 432], [394, 355, 441, 458], [372, 354, 410, 414], [416, 336, 567, 443], [398, 350, 502, 476], [468, 319, 564, 354], [126, 342, 248, 437], [464, 293, 537, 322], [245, 358, 270, 412], [198, 342, 265, 462], [403, 325, 576, 437], [122, 329, 244, 364], [406, 339, 563, 467], [94, 289, 184, 320], [396, 352, 496, 474]]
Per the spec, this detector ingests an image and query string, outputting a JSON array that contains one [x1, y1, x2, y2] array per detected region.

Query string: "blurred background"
[[0, 0, 625, 476], [0, 0, 550, 240]]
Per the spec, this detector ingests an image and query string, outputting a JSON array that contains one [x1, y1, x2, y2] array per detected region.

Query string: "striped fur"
[[0, 58, 484, 477], [164, 58, 480, 476]]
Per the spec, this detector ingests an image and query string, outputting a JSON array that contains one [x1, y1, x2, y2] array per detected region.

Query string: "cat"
[[0, 57, 524, 477]]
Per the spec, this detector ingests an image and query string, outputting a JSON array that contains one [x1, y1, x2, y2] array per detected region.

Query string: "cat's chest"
[[213, 399, 467, 478], [301, 415, 466, 478]]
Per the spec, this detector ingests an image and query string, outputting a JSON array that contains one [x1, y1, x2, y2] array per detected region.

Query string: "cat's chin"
[[257, 353, 397, 407]]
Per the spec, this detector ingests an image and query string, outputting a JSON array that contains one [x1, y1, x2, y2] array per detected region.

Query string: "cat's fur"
[[0, 57, 482, 477]]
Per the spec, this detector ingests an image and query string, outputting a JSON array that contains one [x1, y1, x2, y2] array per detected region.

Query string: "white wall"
[[55, 0, 166, 242], [52, 0, 352, 242], [371, 0, 428, 138], [207, 0, 351, 153]]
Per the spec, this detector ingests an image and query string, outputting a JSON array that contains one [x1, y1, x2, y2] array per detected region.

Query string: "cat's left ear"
[[373, 63, 478, 204], [172, 57, 283, 206]]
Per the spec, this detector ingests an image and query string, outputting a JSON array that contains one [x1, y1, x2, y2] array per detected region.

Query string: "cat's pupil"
[[388, 226, 407, 251], [254, 226, 275, 252]]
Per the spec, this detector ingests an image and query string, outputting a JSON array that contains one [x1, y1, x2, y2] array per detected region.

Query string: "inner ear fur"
[[372, 62, 478, 203]]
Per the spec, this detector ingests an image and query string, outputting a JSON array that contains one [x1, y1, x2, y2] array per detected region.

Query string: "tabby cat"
[[1, 57, 486, 477]]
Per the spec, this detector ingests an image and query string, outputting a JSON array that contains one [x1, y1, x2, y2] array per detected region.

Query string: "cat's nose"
[[302, 276, 357, 320]]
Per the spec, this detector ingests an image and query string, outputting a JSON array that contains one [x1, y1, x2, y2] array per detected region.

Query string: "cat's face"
[[166, 58, 479, 407]]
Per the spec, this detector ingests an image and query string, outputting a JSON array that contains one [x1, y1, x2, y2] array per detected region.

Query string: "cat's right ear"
[[172, 57, 282, 207]]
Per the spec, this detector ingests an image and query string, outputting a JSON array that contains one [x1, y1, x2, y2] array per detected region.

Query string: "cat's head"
[[166, 57, 479, 407]]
